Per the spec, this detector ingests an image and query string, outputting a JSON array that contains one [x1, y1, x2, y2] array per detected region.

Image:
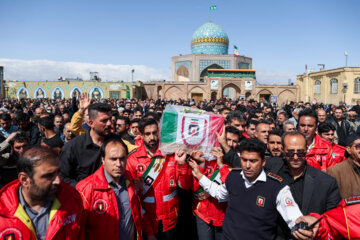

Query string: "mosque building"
[[1, 22, 298, 105], [142, 22, 298, 104]]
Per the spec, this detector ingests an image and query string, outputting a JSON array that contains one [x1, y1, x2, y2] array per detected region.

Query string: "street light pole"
[[345, 51, 348, 67]]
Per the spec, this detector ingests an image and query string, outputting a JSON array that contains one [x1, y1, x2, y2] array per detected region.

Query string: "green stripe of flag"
[[161, 112, 178, 143]]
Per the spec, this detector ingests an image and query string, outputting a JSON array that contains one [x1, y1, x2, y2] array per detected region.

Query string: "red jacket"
[[0, 180, 85, 240], [76, 165, 150, 240], [192, 161, 230, 226], [310, 197, 360, 240], [307, 135, 335, 171], [330, 143, 346, 165], [126, 139, 191, 233]]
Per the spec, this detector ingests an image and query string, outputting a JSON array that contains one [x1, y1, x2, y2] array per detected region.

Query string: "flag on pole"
[[233, 45, 239, 57], [210, 5, 217, 10]]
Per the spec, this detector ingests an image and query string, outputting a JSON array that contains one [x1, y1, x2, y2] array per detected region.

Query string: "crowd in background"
[[0, 94, 360, 240]]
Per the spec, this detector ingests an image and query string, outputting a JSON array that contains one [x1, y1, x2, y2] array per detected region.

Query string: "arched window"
[[330, 78, 338, 94], [355, 78, 360, 94], [314, 80, 321, 94]]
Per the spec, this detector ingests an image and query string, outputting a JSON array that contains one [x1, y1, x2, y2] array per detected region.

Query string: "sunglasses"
[[285, 151, 307, 158], [352, 143, 360, 150]]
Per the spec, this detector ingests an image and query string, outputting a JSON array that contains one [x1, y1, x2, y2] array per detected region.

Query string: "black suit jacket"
[[265, 157, 341, 239], [265, 157, 341, 215]]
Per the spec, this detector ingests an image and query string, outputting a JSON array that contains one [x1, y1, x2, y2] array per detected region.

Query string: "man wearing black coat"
[[326, 106, 353, 146], [265, 131, 341, 239]]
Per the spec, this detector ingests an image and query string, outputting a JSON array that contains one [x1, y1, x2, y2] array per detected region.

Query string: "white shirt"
[[198, 169, 303, 229]]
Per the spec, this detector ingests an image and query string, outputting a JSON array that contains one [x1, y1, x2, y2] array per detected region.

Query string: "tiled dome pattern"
[[191, 22, 229, 55]]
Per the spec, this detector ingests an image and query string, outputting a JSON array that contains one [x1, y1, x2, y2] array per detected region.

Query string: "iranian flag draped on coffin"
[[159, 105, 224, 157]]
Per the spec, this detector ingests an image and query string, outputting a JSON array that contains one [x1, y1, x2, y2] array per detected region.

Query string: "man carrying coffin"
[[189, 138, 303, 240], [126, 118, 191, 239]]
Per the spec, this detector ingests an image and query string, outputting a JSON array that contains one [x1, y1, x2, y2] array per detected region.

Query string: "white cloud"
[[0, 58, 170, 82], [255, 68, 296, 85]]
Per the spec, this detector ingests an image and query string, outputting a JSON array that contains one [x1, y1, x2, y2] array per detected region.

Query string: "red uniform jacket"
[[192, 161, 230, 226], [76, 165, 150, 240], [310, 197, 360, 240], [0, 180, 85, 240], [126, 139, 191, 234], [307, 135, 335, 171], [330, 143, 346, 165]]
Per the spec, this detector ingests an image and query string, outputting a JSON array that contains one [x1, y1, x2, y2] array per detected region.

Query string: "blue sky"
[[0, 0, 359, 84]]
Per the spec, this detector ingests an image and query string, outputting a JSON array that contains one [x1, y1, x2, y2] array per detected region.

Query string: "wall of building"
[[297, 67, 360, 104], [5, 80, 137, 99]]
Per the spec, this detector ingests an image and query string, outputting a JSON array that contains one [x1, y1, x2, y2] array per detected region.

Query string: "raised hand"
[[188, 159, 203, 180], [79, 92, 91, 113], [190, 150, 206, 164]]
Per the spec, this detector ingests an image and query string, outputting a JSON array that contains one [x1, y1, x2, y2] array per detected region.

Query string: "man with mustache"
[[297, 109, 334, 171], [0, 146, 85, 239], [60, 103, 115, 187], [126, 118, 191, 239], [76, 137, 154, 240]]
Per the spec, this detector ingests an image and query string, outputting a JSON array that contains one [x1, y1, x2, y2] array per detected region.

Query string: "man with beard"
[[0, 146, 85, 239], [53, 115, 64, 135], [126, 118, 191, 239], [61, 122, 74, 143], [267, 130, 283, 157], [60, 103, 114, 187]]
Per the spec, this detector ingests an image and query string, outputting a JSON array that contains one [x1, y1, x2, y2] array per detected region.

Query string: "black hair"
[[38, 116, 55, 130], [15, 112, 30, 123], [225, 126, 241, 139], [237, 138, 266, 159], [246, 119, 259, 128], [11, 132, 29, 146], [225, 110, 246, 125], [17, 146, 58, 179], [268, 129, 283, 139], [317, 122, 336, 134], [117, 116, 130, 125], [100, 137, 128, 158], [0, 113, 11, 121], [219, 107, 231, 114], [143, 112, 160, 122], [138, 118, 158, 134], [88, 103, 112, 120], [130, 118, 140, 125], [133, 107, 143, 114], [298, 109, 318, 127]]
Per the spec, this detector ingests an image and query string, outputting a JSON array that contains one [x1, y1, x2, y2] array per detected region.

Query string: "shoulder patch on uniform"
[[128, 148, 137, 155], [267, 172, 283, 182], [344, 196, 360, 206]]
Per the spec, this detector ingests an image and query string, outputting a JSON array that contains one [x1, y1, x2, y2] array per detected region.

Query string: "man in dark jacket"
[[265, 131, 341, 239], [326, 106, 353, 146]]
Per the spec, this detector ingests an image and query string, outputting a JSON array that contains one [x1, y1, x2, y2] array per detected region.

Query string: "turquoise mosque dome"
[[191, 22, 229, 55]]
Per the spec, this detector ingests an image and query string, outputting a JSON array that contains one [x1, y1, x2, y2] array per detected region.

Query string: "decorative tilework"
[[191, 22, 229, 55], [29, 85, 33, 90], [238, 62, 250, 69], [175, 61, 191, 71], [199, 60, 230, 73], [65, 85, 69, 90], [47, 85, 51, 89], [84, 85, 88, 90]]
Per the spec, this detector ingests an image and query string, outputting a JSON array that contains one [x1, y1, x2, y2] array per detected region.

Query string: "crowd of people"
[[0, 93, 360, 240]]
